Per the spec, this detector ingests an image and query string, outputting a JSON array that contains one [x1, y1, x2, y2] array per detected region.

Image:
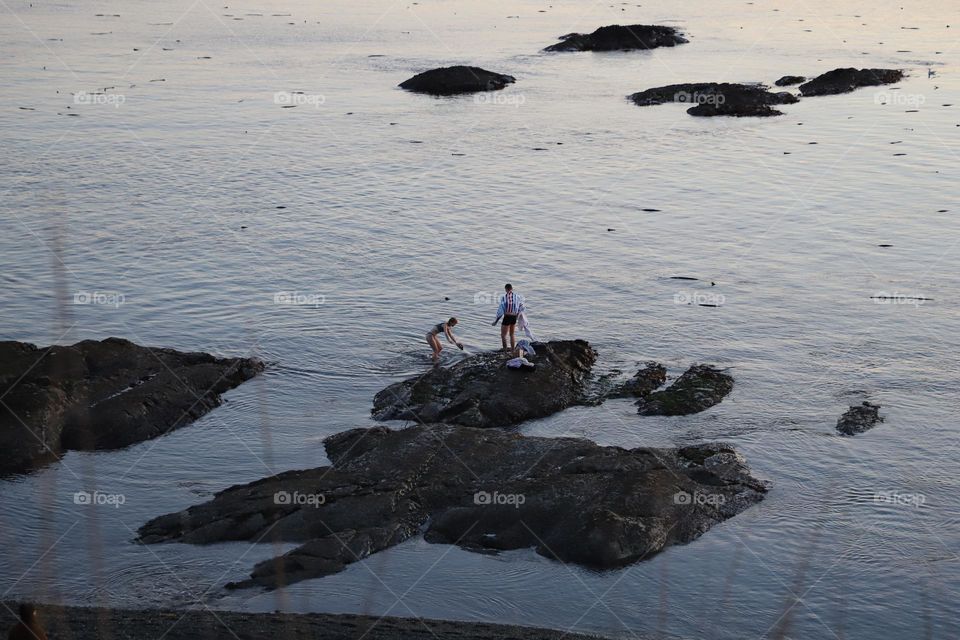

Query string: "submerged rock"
[[799, 68, 904, 96], [544, 24, 688, 52], [836, 401, 884, 435], [137, 423, 767, 589], [372, 340, 597, 428], [628, 82, 798, 117], [775, 75, 806, 87], [636, 364, 734, 416], [609, 362, 667, 399], [0, 338, 263, 475], [399, 66, 516, 95]]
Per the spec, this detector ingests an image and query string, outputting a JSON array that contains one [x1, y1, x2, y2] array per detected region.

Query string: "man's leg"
[[501, 324, 508, 350], [508, 325, 516, 351]]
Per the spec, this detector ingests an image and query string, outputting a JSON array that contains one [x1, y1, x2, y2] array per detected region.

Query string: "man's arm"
[[492, 296, 505, 325]]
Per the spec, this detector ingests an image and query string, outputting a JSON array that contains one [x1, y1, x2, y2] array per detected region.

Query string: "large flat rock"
[[629, 82, 798, 117], [137, 423, 767, 590], [544, 24, 688, 52], [372, 340, 597, 428], [798, 68, 903, 96], [399, 66, 516, 95], [636, 365, 734, 416], [0, 338, 263, 475]]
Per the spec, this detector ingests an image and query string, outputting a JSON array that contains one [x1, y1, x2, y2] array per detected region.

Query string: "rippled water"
[[2, 0, 959, 638]]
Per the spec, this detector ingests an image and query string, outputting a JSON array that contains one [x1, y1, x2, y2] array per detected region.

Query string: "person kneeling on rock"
[[426, 317, 463, 365]]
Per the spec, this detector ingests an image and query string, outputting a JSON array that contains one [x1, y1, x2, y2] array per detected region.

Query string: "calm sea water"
[[1, 0, 959, 638]]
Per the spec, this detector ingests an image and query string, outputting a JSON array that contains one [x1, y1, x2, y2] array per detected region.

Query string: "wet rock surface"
[[628, 82, 798, 117], [399, 66, 516, 95], [799, 68, 904, 96], [544, 24, 688, 52], [608, 362, 667, 399], [137, 423, 767, 590], [372, 340, 597, 428], [836, 402, 884, 435], [636, 364, 734, 416], [0, 338, 263, 475], [775, 75, 806, 86]]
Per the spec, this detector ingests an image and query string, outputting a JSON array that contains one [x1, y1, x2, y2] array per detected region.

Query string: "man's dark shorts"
[[502, 314, 518, 326]]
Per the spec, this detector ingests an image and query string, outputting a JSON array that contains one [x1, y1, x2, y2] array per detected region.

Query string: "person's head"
[[19, 604, 36, 622], [448, 317, 458, 327], [504, 283, 513, 292]]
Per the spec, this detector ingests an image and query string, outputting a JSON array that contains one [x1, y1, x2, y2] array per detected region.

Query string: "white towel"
[[506, 356, 535, 369], [518, 312, 536, 341]]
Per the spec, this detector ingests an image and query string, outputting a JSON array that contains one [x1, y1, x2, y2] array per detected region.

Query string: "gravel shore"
[[2, 602, 616, 640]]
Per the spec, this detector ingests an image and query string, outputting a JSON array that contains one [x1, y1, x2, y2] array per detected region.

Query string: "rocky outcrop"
[[608, 362, 667, 399], [137, 423, 767, 590], [372, 341, 596, 428], [836, 402, 883, 435], [544, 24, 688, 52], [628, 82, 798, 117], [0, 338, 263, 475], [399, 66, 516, 95], [636, 364, 733, 416], [774, 75, 806, 87], [799, 68, 903, 96]]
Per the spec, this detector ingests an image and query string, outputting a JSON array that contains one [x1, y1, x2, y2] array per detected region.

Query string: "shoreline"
[[2, 602, 625, 640]]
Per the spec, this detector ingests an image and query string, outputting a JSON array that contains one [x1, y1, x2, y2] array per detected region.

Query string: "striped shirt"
[[496, 291, 524, 318]]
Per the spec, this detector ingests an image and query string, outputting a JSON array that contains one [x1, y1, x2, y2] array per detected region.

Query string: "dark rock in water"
[[399, 66, 515, 95], [609, 362, 667, 399], [0, 338, 263, 475], [799, 68, 904, 96], [836, 401, 884, 435], [137, 423, 767, 589], [637, 364, 734, 416], [545, 24, 687, 52], [775, 75, 806, 86], [372, 340, 595, 428], [628, 83, 798, 117]]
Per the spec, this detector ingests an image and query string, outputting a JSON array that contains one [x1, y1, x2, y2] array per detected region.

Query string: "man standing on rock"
[[492, 283, 524, 352]]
